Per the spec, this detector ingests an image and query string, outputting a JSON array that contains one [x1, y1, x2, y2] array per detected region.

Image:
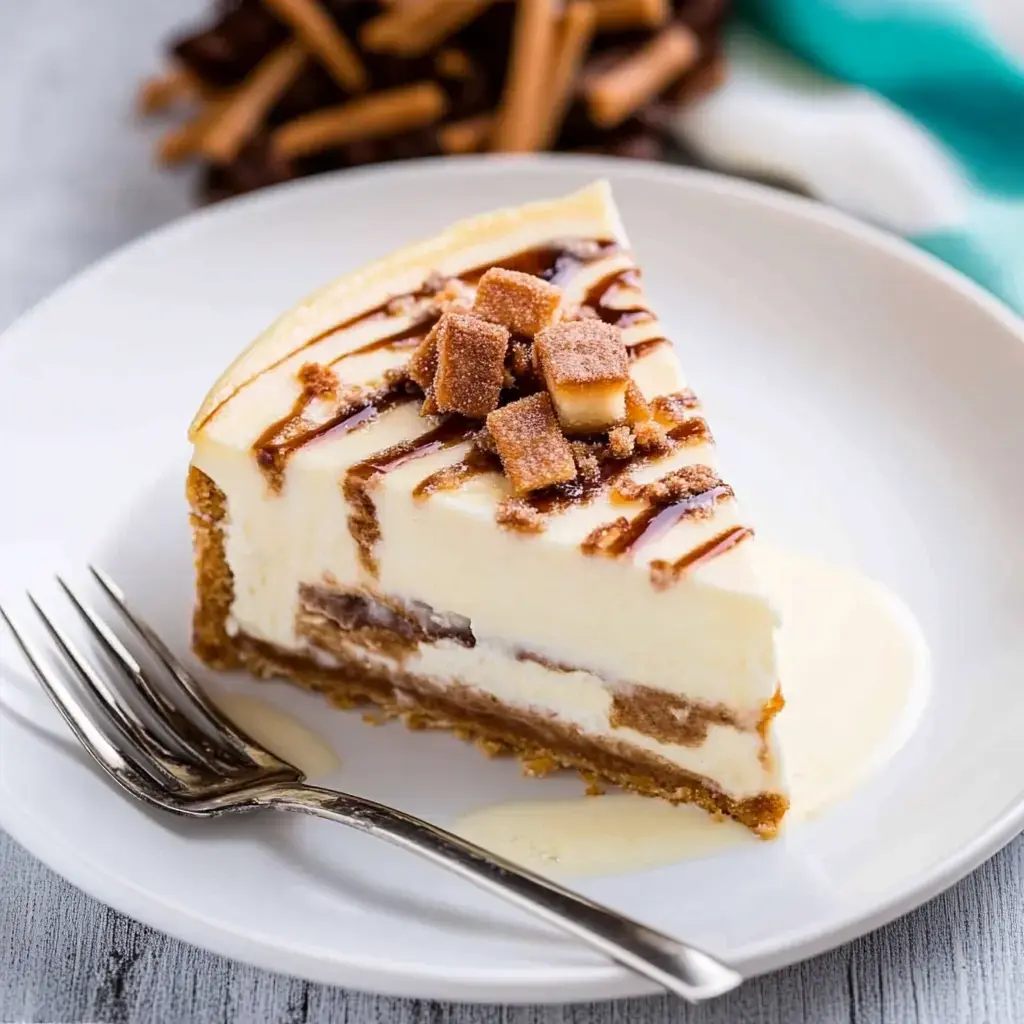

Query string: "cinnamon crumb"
[[651, 388, 699, 424], [496, 497, 545, 533], [643, 465, 727, 505], [625, 379, 653, 422], [579, 770, 608, 796], [633, 419, 670, 451], [404, 710, 449, 731], [608, 424, 635, 458], [473, 267, 563, 336], [475, 737, 508, 758], [521, 753, 561, 777], [612, 475, 645, 502], [327, 693, 360, 711], [507, 337, 534, 382], [580, 516, 629, 555], [473, 425, 497, 454], [570, 440, 602, 485], [297, 361, 338, 398]]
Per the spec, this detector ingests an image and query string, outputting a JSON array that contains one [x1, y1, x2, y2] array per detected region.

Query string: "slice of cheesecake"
[[188, 181, 788, 835]]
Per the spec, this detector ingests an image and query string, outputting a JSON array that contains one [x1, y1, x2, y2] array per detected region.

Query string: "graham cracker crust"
[[187, 465, 789, 837]]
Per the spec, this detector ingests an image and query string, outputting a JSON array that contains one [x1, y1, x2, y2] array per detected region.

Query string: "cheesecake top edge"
[[189, 181, 627, 440]]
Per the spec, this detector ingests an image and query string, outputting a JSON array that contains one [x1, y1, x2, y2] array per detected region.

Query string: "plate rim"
[[3, 153, 1024, 1003]]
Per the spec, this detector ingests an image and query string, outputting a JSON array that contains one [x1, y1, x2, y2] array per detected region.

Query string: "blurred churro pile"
[[139, 0, 729, 202]]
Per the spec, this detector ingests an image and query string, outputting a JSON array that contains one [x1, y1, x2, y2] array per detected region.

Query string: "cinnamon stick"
[[492, 0, 558, 152], [362, 0, 494, 58], [584, 24, 699, 129], [261, 0, 367, 92], [273, 81, 448, 158], [439, 114, 494, 154], [137, 65, 201, 115], [157, 95, 233, 165], [200, 41, 306, 164], [537, 1, 596, 150], [592, 0, 669, 32]]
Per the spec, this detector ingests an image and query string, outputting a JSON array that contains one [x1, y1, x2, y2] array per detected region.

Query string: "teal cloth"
[[743, 0, 1024, 312]]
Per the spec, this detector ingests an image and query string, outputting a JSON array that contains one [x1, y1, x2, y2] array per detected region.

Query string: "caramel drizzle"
[[347, 415, 479, 484], [651, 389, 700, 423], [344, 415, 481, 575], [579, 267, 654, 329], [413, 446, 501, 500], [583, 485, 732, 558], [628, 338, 668, 362], [325, 316, 438, 368], [524, 456, 634, 516], [411, 410, 709, 514], [649, 526, 754, 589], [666, 416, 712, 445], [254, 383, 415, 488]]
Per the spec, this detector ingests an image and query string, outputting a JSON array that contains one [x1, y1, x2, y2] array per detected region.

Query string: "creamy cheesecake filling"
[[194, 414, 778, 707], [188, 183, 788, 832]]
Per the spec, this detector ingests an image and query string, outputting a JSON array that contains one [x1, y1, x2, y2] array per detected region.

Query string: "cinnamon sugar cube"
[[407, 323, 440, 389], [433, 312, 509, 418], [473, 268, 562, 336], [534, 320, 629, 434], [487, 393, 577, 495]]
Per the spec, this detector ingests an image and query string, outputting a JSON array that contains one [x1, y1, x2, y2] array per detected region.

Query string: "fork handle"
[[262, 784, 741, 1002]]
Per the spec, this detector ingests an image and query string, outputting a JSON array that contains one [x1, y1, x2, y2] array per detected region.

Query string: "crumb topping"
[[624, 379, 652, 422], [297, 361, 338, 398], [651, 388, 699, 423], [644, 465, 726, 504], [406, 326, 439, 389], [534, 319, 628, 387], [487, 392, 577, 495], [495, 497, 546, 533], [570, 440, 602, 485], [506, 336, 535, 384], [433, 312, 509, 417], [473, 267, 562, 336], [607, 424, 635, 459], [633, 419, 670, 452]]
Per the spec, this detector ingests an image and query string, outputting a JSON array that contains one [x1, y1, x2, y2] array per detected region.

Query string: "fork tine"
[[25, 592, 205, 792], [56, 575, 231, 771], [88, 565, 280, 769], [0, 603, 178, 804]]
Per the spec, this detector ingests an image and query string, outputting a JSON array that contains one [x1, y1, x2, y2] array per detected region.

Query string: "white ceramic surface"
[[2, 157, 1024, 1003]]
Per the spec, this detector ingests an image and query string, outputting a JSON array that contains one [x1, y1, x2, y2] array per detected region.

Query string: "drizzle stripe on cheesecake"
[[248, 236, 748, 587]]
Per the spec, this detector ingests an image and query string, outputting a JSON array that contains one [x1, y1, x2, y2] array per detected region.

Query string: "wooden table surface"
[[2, 3, 1023, 1021]]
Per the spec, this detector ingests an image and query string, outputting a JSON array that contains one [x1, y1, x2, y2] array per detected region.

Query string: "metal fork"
[[0, 568, 742, 1003]]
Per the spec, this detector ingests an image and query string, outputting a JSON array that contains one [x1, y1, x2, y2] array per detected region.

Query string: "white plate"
[[3, 157, 1024, 1004]]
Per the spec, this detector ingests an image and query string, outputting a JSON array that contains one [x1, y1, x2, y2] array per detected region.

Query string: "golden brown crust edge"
[[186, 465, 788, 836]]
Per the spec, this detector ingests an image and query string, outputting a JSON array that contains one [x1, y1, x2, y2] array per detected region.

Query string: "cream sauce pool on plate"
[[455, 546, 931, 876]]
